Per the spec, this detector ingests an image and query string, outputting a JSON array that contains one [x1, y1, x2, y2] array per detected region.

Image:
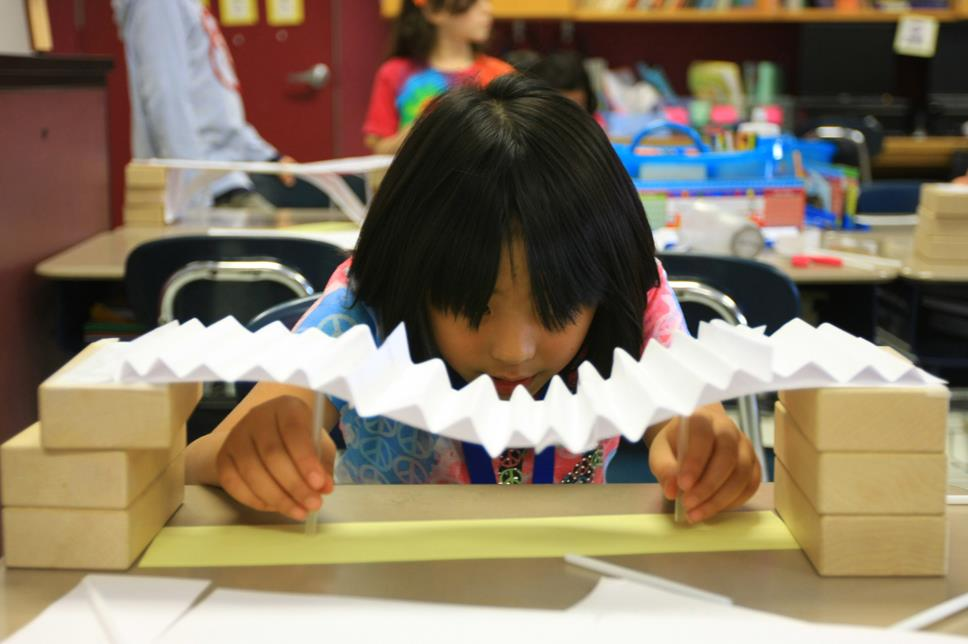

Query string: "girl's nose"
[[489, 317, 537, 366]]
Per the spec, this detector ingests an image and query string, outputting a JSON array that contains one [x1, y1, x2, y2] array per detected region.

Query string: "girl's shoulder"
[[374, 57, 424, 83], [292, 258, 379, 340]]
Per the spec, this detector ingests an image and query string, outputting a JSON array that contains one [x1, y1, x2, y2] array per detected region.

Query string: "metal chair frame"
[[803, 125, 873, 184], [669, 279, 767, 481], [159, 260, 315, 326]]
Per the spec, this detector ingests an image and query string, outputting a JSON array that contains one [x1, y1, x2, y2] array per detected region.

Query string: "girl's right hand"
[[214, 395, 335, 520]]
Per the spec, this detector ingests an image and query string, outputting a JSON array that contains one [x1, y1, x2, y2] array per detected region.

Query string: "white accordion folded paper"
[[66, 318, 943, 456]]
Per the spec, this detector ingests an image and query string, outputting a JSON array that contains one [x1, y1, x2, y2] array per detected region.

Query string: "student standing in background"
[[363, 0, 513, 155], [112, 0, 295, 212]]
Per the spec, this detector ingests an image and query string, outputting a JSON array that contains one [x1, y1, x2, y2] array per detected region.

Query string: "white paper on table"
[[135, 156, 393, 224], [158, 588, 597, 644], [59, 317, 945, 457], [155, 582, 962, 644], [5, 574, 209, 644]]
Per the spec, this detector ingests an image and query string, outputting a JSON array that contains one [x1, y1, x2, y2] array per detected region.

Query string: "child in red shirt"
[[363, 0, 513, 155]]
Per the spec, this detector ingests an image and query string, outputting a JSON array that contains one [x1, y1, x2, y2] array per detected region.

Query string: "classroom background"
[[2, 0, 968, 637]]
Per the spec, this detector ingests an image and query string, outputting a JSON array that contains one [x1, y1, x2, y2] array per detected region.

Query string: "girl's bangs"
[[422, 166, 508, 328], [423, 159, 611, 332], [511, 151, 614, 331]]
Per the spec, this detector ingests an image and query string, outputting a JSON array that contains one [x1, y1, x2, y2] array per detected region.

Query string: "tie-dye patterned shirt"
[[363, 55, 513, 139], [294, 258, 687, 485]]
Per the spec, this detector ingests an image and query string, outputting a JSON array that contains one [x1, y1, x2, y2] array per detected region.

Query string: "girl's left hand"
[[647, 403, 761, 523]]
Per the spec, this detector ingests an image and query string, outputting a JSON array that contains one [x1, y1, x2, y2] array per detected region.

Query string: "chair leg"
[[737, 394, 768, 482]]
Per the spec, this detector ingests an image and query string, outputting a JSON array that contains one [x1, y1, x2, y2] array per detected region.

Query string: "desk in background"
[[874, 136, 968, 178], [34, 214, 354, 351], [1, 483, 966, 638], [35, 223, 907, 350], [37, 225, 900, 285]]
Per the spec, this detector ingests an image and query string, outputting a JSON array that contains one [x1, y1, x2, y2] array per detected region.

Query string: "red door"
[[50, 0, 381, 224], [213, 1, 334, 162]]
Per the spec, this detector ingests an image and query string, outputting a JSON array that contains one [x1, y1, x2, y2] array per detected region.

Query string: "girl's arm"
[[186, 381, 338, 520], [644, 402, 761, 523]]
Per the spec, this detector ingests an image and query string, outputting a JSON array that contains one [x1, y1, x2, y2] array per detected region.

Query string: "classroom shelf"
[[380, 0, 968, 22], [380, 0, 573, 19], [574, 7, 965, 22]]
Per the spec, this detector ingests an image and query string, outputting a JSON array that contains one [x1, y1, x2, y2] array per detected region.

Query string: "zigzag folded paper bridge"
[[65, 318, 941, 456]]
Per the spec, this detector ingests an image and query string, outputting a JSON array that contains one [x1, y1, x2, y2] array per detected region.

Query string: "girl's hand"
[[647, 403, 761, 523], [214, 394, 335, 520]]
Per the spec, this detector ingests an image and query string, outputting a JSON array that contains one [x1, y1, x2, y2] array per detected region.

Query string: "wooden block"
[[123, 202, 166, 216], [2, 452, 185, 570], [124, 163, 168, 188], [123, 208, 168, 227], [123, 203, 167, 226], [124, 188, 167, 206], [39, 341, 202, 449], [774, 403, 946, 514], [917, 207, 968, 236], [777, 386, 948, 453], [774, 460, 947, 576], [914, 227, 968, 262], [919, 183, 968, 217], [1, 422, 186, 509]]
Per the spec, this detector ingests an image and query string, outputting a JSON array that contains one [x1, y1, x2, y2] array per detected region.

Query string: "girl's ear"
[[421, 6, 446, 27]]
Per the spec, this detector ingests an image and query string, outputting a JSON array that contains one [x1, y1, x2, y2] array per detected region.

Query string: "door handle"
[[287, 63, 330, 90]]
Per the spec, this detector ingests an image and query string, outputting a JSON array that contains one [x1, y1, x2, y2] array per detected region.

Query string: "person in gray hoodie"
[[112, 0, 293, 211]]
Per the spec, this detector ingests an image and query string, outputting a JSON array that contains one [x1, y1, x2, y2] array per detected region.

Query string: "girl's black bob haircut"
[[351, 73, 659, 378]]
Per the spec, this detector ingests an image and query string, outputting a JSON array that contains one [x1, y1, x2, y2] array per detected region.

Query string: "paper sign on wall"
[[219, 0, 259, 26], [893, 15, 939, 58], [267, 0, 304, 26]]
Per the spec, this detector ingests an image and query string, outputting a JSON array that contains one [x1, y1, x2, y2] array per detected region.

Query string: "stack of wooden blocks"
[[910, 183, 968, 271], [123, 162, 169, 226], [774, 384, 950, 576], [1, 340, 201, 570]]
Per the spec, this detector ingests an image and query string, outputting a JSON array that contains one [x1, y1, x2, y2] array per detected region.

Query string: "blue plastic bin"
[[615, 122, 775, 182], [757, 135, 836, 177]]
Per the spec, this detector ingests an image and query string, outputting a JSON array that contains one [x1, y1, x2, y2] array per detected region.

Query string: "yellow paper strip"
[[140, 511, 798, 568]]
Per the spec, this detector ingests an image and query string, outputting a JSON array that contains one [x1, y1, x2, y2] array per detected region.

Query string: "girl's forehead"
[[497, 236, 528, 282]]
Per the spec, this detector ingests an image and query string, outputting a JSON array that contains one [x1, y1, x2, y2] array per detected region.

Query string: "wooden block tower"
[[774, 384, 950, 576], [907, 183, 968, 274], [123, 162, 169, 226], [1, 340, 201, 569]]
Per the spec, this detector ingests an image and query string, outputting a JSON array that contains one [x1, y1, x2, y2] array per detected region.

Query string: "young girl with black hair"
[[187, 74, 761, 525], [363, 0, 512, 155]]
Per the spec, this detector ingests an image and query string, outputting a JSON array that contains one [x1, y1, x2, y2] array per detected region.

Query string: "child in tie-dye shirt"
[[187, 75, 762, 524], [363, 0, 512, 155]]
